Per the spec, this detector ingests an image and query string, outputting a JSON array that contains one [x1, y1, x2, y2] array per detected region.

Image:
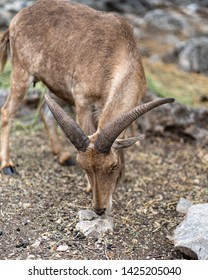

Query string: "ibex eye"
[[111, 163, 118, 171]]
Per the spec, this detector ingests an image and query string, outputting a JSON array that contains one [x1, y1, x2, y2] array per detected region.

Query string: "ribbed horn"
[[45, 94, 90, 152], [95, 98, 175, 153]]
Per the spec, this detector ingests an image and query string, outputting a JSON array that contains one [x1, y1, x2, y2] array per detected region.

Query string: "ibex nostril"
[[93, 208, 106, 216]]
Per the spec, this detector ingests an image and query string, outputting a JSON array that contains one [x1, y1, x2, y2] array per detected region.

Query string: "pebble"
[[27, 254, 36, 260], [31, 239, 41, 248], [23, 203, 32, 209], [78, 209, 99, 221], [76, 209, 113, 238], [56, 245, 69, 252]]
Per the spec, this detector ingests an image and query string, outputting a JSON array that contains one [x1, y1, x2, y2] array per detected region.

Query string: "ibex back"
[[0, 0, 174, 215]]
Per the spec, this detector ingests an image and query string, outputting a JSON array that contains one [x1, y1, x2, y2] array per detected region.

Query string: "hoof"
[[61, 158, 76, 166], [1, 166, 18, 176]]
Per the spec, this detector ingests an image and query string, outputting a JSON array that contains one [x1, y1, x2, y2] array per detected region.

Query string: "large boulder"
[[138, 91, 208, 146], [174, 204, 208, 260], [0, 0, 34, 28], [163, 37, 208, 75], [143, 9, 189, 34], [178, 37, 208, 75]]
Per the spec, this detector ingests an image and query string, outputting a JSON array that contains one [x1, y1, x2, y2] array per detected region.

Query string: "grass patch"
[[0, 60, 46, 132], [0, 61, 12, 88], [144, 58, 208, 108], [0, 60, 46, 92]]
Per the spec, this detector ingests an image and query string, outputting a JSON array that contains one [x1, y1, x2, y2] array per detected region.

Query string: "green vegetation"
[[0, 61, 11, 88], [144, 58, 208, 108], [0, 61, 46, 92], [0, 61, 46, 132], [146, 74, 193, 107]]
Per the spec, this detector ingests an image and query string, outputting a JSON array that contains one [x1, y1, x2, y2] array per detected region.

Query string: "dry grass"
[[144, 58, 208, 108]]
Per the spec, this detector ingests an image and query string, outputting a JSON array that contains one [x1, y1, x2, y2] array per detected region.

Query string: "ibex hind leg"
[[40, 94, 76, 166], [0, 66, 31, 175]]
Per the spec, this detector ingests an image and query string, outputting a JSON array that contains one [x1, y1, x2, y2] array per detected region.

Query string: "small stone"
[[27, 254, 36, 260], [76, 209, 114, 238], [76, 217, 113, 238], [78, 209, 99, 221], [55, 218, 62, 224], [56, 245, 68, 252], [176, 197, 193, 214], [132, 239, 138, 245], [23, 203, 32, 209], [31, 240, 41, 248]]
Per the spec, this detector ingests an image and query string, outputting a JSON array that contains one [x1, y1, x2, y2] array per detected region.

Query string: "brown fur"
[[0, 0, 146, 213]]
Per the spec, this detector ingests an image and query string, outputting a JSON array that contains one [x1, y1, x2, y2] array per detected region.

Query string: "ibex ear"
[[113, 135, 145, 150]]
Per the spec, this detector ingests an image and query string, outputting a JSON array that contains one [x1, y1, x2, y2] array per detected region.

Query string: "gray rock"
[[78, 209, 98, 221], [56, 245, 69, 252], [178, 37, 208, 75], [176, 198, 193, 214], [174, 203, 208, 259], [4, 1, 27, 13], [137, 91, 208, 146], [143, 9, 188, 34], [70, 0, 152, 14], [31, 239, 41, 248], [0, 10, 12, 28], [76, 210, 113, 238]]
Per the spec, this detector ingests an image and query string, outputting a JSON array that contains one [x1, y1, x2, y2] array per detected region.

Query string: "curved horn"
[[45, 94, 90, 152], [95, 98, 175, 153]]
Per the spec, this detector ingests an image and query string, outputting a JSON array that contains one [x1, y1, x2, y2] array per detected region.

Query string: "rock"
[[143, 9, 188, 34], [27, 254, 36, 259], [31, 239, 41, 248], [176, 197, 193, 214], [78, 209, 98, 221], [76, 210, 113, 238], [163, 37, 208, 75], [174, 204, 208, 259], [0, 0, 34, 28], [22, 203, 32, 209], [0, 10, 12, 28], [137, 91, 208, 146], [56, 245, 69, 252], [76, 219, 113, 238], [63, 0, 152, 15], [178, 37, 208, 75]]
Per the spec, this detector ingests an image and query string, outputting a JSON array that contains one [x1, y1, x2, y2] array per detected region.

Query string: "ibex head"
[[45, 94, 174, 215]]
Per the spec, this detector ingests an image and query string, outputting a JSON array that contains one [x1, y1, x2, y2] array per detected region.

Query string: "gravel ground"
[[0, 129, 207, 260]]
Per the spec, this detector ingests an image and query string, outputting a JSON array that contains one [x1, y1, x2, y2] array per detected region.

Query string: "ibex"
[[0, 0, 174, 215]]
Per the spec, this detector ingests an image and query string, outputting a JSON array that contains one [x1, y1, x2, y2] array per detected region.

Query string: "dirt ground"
[[0, 129, 207, 260]]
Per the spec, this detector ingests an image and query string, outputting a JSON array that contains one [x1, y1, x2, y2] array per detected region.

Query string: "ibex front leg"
[[0, 66, 30, 175]]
